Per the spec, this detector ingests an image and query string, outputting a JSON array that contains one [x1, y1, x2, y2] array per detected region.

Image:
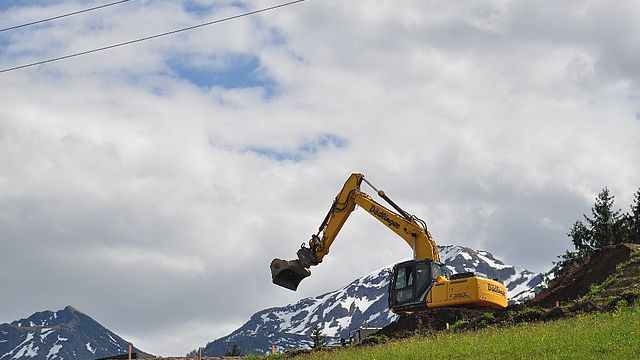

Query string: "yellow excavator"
[[270, 173, 507, 312]]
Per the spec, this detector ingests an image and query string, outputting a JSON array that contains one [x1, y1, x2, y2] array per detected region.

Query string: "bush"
[[449, 320, 467, 332], [476, 311, 496, 329], [515, 307, 544, 322], [361, 334, 389, 345]]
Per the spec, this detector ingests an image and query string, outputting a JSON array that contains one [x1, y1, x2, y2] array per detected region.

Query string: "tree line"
[[556, 187, 640, 274]]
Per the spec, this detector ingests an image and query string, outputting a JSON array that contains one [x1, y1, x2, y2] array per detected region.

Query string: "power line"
[[0, 0, 308, 74], [0, 0, 134, 33]]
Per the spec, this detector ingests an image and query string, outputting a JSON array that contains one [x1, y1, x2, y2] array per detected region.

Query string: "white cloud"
[[1, 0, 640, 356]]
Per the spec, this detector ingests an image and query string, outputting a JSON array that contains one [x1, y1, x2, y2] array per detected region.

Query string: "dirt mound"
[[529, 243, 640, 307], [376, 307, 486, 338]]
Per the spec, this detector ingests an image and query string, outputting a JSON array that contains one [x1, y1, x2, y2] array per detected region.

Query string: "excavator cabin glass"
[[389, 260, 445, 312]]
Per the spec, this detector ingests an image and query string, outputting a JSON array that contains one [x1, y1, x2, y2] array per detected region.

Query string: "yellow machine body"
[[428, 277, 508, 309]]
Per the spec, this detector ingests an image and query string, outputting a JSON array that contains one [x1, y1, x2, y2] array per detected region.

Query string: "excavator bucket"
[[270, 258, 311, 291]]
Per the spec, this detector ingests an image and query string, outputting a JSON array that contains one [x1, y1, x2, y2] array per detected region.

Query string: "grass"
[[582, 262, 627, 300], [278, 306, 639, 360]]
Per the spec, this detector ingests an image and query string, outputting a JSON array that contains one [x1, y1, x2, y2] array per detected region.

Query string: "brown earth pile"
[[530, 243, 640, 307], [376, 307, 486, 338], [154, 357, 242, 360]]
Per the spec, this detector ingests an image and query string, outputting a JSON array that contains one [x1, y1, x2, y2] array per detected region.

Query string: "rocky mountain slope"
[[0, 306, 142, 360], [200, 245, 546, 356]]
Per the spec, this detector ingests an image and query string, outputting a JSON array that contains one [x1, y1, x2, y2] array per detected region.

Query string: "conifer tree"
[[582, 187, 624, 248], [310, 325, 326, 350], [627, 188, 640, 244], [568, 220, 591, 251], [225, 343, 242, 356], [557, 187, 635, 281]]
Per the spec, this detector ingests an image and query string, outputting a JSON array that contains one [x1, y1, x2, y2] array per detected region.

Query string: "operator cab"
[[389, 259, 446, 313]]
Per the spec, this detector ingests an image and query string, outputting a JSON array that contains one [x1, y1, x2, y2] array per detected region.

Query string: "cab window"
[[431, 263, 445, 280], [394, 266, 413, 289], [415, 261, 430, 289]]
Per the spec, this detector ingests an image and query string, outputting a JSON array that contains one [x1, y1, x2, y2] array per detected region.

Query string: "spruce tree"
[[225, 344, 242, 356], [583, 187, 624, 248], [559, 187, 636, 280], [628, 188, 640, 243], [568, 220, 591, 251], [310, 325, 326, 350]]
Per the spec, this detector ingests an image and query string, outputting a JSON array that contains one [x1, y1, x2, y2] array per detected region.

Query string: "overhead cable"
[[0, 0, 308, 74], [0, 0, 134, 33]]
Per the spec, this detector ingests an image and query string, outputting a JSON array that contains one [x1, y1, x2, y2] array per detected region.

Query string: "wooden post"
[[555, 300, 560, 308], [271, 344, 276, 354], [128, 343, 132, 360]]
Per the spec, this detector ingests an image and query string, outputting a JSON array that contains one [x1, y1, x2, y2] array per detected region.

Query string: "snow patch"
[[40, 328, 54, 341], [12, 343, 38, 359], [475, 252, 510, 270], [352, 294, 381, 313], [46, 344, 62, 360]]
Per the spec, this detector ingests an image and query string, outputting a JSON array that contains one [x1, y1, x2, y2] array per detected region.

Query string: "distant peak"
[[59, 305, 88, 318], [63, 305, 80, 313]]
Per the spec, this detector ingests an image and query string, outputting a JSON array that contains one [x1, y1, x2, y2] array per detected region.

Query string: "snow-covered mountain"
[[0, 306, 144, 360], [200, 245, 546, 356], [438, 245, 545, 301]]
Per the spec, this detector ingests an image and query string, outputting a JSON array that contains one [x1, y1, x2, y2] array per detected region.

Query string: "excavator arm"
[[270, 173, 438, 290]]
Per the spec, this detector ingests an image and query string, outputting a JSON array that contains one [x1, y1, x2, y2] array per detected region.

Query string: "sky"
[[1, 0, 639, 356]]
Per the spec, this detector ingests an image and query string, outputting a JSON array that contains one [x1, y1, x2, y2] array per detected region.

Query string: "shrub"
[[449, 320, 467, 332]]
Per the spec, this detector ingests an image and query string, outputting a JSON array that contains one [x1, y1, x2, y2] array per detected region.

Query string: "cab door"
[[389, 260, 433, 312]]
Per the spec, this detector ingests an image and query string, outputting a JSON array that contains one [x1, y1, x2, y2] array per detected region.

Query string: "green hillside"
[[256, 305, 639, 360]]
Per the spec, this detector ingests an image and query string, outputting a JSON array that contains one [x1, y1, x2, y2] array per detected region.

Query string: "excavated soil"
[[154, 357, 242, 360], [530, 243, 640, 307], [375, 307, 486, 339], [375, 244, 640, 339]]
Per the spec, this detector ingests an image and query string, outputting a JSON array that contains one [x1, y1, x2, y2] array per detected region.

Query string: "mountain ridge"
[[199, 244, 547, 356], [1, 305, 144, 360]]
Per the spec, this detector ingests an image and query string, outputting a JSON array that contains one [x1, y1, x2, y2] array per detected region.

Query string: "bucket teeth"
[[270, 258, 311, 291]]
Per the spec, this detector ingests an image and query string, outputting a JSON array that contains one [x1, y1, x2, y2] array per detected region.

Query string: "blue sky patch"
[[168, 53, 276, 95], [247, 134, 348, 162], [182, 1, 247, 17]]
